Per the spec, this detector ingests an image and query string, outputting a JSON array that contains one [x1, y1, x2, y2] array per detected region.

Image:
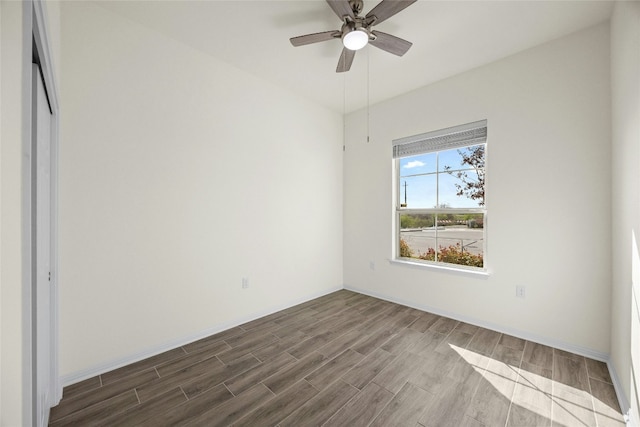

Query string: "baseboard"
[[60, 285, 343, 387], [607, 359, 632, 426], [344, 284, 610, 362]]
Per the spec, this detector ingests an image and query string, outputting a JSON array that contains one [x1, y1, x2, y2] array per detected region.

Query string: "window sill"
[[388, 258, 490, 279]]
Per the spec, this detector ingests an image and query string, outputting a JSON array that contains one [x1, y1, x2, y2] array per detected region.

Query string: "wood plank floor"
[[49, 290, 626, 426]]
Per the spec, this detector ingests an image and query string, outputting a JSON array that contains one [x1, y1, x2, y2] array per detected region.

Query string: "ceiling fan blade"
[[290, 31, 340, 47], [336, 48, 356, 73], [326, 0, 355, 20], [370, 31, 412, 56], [365, 0, 417, 25]]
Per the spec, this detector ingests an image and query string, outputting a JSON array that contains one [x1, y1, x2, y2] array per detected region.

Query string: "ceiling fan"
[[290, 0, 417, 73]]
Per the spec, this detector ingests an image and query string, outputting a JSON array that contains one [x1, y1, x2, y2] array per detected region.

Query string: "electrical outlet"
[[369, 261, 375, 271], [242, 277, 249, 289], [516, 285, 526, 298]]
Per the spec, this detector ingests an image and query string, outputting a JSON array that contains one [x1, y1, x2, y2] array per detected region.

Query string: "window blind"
[[392, 120, 487, 159]]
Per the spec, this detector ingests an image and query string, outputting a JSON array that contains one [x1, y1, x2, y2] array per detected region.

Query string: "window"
[[393, 120, 487, 270]]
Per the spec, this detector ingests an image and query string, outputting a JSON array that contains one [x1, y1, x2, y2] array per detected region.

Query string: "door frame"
[[22, 0, 61, 424]]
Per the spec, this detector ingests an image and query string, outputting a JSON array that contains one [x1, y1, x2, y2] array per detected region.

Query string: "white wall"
[[610, 0, 640, 420], [344, 23, 612, 356], [59, 3, 343, 380], [1, 2, 25, 425]]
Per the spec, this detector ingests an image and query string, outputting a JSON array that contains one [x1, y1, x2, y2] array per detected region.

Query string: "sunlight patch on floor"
[[452, 343, 625, 426]]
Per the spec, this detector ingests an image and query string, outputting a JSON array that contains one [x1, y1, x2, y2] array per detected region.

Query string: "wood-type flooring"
[[49, 290, 625, 426]]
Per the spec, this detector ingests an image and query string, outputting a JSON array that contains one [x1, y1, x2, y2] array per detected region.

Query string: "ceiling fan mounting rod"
[[349, 0, 364, 15], [344, 0, 380, 26]]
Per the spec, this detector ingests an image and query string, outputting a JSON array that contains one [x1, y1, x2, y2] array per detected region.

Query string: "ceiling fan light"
[[343, 29, 369, 51]]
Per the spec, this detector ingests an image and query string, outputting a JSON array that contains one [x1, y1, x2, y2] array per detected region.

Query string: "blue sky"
[[399, 145, 483, 209]]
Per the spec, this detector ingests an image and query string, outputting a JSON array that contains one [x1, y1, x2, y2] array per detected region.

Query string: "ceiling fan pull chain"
[[343, 68, 347, 152], [367, 46, 370, 143]]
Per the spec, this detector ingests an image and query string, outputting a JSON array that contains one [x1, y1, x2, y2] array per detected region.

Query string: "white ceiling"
[[96, 0, 613, 113]]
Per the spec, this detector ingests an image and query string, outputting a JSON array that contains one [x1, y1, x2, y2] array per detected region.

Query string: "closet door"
[[32, 63, 53, 427]]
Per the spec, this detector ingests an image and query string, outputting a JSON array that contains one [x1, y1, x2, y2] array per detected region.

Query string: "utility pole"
[[401, 181, 408, 207]]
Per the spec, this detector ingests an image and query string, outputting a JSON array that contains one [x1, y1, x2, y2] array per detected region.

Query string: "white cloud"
[[403, 160, 425, 169]]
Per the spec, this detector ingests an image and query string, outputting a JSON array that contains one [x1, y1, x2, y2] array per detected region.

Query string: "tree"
[[444, 145, 485, 206]]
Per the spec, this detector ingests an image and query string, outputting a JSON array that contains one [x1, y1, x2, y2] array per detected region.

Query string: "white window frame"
[[393, 120, 488, 272]]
